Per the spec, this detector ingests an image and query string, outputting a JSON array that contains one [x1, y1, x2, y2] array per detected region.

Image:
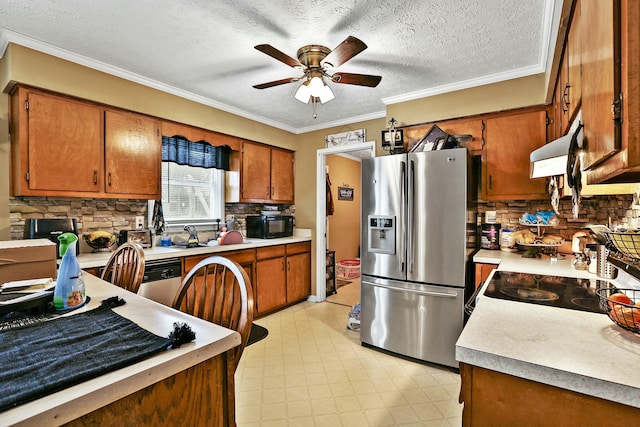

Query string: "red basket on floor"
[[337, 259, 360, 279]]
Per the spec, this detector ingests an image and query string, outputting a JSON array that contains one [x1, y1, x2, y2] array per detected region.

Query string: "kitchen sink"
[[170, 242, 210, 249]]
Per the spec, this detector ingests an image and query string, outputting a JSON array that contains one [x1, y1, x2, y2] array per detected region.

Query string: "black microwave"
[[246, 215, 294, 239]]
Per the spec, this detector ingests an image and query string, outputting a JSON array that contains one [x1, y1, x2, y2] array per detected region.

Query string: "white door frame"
[[313, 141, 375, 302]]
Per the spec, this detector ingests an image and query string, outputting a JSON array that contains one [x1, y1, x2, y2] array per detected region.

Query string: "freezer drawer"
[[360, 276, 464, 368]]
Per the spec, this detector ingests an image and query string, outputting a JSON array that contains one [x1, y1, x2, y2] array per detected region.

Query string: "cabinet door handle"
[[282, 260, 285, 271], [489, 175, 493, 190], [93, 170, 98, 185], [287, 260, 290, 271], [107, 172, 112, 186], [561, 83, 570, 114]]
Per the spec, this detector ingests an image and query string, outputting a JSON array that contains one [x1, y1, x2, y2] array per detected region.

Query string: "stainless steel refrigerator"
[[360, 147, 476, 368]]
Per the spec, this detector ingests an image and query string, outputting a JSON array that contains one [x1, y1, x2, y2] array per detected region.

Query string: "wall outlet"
[[135, 216, 145, 229]]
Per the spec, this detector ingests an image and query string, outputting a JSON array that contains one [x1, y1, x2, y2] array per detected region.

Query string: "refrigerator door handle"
[[366, 280, 458, 298], [407, 159, 415, 273], [400, 160, 407, 273]]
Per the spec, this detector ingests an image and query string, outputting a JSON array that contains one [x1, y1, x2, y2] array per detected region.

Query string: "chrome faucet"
[[184, 225, 199, 248]]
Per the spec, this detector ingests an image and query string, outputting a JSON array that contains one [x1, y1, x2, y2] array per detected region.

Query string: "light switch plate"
[[135, 216, 145, 229]]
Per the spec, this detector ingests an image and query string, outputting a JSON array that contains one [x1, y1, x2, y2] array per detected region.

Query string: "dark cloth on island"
[[0, 302, 190, 412]]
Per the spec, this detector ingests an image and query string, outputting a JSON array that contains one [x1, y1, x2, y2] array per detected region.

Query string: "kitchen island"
[[0, 273, 240, 427], [457, 250, 640, 425]]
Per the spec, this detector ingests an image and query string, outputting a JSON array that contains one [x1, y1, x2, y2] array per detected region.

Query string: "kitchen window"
[[155, 135, 231, 227], [160, 162, 225, 226]]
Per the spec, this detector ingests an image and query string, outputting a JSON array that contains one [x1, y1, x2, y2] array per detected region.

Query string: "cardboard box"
[[0, 239, 57, 284]]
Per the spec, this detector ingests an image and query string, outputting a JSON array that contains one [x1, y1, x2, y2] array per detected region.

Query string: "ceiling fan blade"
[[253, 77, 299, 89], [254, 44, 303, 68], [322, 36, 367, 68], [331, 72, 381, 87]]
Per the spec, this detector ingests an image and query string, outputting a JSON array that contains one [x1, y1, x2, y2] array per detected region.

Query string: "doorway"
[[314, 142, 375, 302]]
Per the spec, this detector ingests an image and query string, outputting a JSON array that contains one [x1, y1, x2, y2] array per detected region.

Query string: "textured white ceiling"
[[0, 0, 561, 133]]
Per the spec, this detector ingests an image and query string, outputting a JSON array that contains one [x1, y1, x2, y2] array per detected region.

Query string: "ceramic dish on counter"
[[83, 231, 116, 253]]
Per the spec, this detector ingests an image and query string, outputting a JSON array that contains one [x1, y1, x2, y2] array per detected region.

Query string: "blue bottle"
[[54, 232, 86, 310]]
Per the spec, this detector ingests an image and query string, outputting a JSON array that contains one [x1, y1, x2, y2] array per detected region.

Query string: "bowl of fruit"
[[84, 231, 116, 253], [597, 284, 640, 334]]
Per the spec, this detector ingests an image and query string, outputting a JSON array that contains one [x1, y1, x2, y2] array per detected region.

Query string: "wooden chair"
[[100, 242, 146, 293], [172, 255, 254, 427]]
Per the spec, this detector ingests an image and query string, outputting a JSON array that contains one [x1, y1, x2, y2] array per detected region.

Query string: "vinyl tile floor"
[[325, 277, 361, 308], [235, 294, 463, 426]]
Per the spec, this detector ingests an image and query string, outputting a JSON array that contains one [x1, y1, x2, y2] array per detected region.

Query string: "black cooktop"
[[483, 271, 608, 314]]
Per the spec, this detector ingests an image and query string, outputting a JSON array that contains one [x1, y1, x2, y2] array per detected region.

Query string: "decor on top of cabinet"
[[410, 124, 459, 153], [382, 118, 404, 154]]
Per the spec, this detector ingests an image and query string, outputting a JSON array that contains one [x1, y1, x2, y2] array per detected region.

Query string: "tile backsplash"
[[477, 194, 638, 240], [9, 196, 294, 248], [9, 194, 637, 248]]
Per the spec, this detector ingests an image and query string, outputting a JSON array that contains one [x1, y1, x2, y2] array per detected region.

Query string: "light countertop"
[[457, 249, 640, 408], [0, 274, 239, 426], [76, 231, 312, 269]]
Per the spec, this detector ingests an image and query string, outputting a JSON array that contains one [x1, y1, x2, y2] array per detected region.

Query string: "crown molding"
[[0, 29, 302, 133]]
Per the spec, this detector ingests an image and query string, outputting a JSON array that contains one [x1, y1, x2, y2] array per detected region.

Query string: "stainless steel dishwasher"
[[137, 258, 182, 306]]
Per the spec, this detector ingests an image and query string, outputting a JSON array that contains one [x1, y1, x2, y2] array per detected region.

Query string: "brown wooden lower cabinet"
[[459, 363, 640, 426], [64, 346, 231, 427], [182, 242, 311, 318], [285, 242, 311, 304], [256, 245, 287, 315], [474, 263, 496, 288]]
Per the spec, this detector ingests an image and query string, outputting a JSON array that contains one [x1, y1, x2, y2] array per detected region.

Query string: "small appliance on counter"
[[118, 229, 153, 248], [481, 223, 501, 250], [246, 215, 294, 239], [24, 218, 79, 258]]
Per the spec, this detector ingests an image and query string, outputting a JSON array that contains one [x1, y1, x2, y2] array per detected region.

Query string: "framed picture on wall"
[[338, 186, 354, 201], [381, 129, 404, 154], [325, 129, 366, 147]]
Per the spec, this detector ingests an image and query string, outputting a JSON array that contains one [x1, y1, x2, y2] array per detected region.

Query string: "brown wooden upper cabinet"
[[10, 88, 103, 195], [105, 110, 161, 197], [482, 108, 548, 201], [567, 0, 582, 123], [9, 86, 161, 199], [580, 0, 640, 184], [552, 0, 582, 140], [552, 0, 638, 196], [241, 141, 294, 204], [580, 0, 622, 171], [402, 108, 547, 201]]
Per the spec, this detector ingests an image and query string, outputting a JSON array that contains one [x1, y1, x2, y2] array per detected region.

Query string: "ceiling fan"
[[252, 35, 382, 105]]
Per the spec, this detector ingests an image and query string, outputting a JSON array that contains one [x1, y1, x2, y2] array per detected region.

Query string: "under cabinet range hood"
[[530, 121, 584, 179]]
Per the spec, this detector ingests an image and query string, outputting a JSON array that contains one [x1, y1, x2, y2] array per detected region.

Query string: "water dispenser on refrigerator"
[[367, 216, 396, 254]]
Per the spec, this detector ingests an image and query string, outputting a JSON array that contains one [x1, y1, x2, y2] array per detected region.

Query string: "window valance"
[[162, 135, 231, 170]]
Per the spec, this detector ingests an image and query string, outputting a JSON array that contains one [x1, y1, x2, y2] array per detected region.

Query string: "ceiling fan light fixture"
[[308, 76, 325, 94], [318, 84, 334, 104], [294, 81, 311, 103]]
